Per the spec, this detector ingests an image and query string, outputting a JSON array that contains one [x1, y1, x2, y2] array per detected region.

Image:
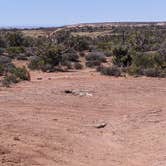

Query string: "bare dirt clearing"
[[0, 69, 166, 166]]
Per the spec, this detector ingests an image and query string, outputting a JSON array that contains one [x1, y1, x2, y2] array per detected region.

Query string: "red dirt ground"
[[0, 69, 166, 166]]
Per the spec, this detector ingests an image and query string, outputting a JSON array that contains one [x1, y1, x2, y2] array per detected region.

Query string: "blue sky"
[[0, 0, 165, 27]]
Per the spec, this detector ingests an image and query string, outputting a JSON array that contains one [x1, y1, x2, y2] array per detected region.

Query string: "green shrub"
[[153, 53, 166, 69], [7, 47, 25, 55], [74, 37, 90, 51], [43, 47, 62, 66], [143, 68, 161, 77], [112, 46, 132, 67], [0, 48, 5, 54], [86, 61, 102, 68], [0, 64, 4, 75], [28, 46, 81, 72], [62, 61, 73, 69], [85, 52, 106, 68], [86, 52, 106, 62], [2, 66, 30, 87], [128, 66, 166, 77], [22, 36, 35, 47], [67, 36, 90, 51], [99, 66, 121, 77], [132, 52, 155, 68], [41, 63, 54, 72], [16, 53, 28, 60], [74, 62, 83, 70], [0, 56, 11, 65], [2, 76, 13, 87], [0, 36, 7, 48], [6, 32, 26, 47], [61, 52, 79, 63], [28, 56, 44, 70], [0, 62, 15, 76], [10, 66, 30, 81], [127, 65, 142, 76], [4, 74, 19, 84], [97, 42, 112, 50], [127, 51, 166, 77], [104, 50, 112, 57]]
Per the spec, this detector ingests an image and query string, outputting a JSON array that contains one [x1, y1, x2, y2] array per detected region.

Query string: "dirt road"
[[0, 70, 166, 166]]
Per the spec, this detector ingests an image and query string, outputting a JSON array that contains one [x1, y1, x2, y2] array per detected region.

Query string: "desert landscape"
[[0, 68, 166, 166], [0, 22, 166, 165]]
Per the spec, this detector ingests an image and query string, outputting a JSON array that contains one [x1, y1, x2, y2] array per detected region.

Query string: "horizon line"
[[0, 21, 166, 29]]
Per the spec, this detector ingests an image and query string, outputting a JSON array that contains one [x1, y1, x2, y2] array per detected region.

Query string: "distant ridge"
[[1, 22, 166, 30], [65, 22, 166, 28]]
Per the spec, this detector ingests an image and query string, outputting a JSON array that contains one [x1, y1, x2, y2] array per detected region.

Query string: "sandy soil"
[[0, 69, 166, 166]]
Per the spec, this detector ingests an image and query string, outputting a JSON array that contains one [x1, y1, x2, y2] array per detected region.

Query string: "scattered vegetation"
[[1, 65, 30, 87], [97, 65, 121, 77], [0, 23, 166, 87], [74, 62, 84, 70], [112, 46, 132, 67], [85, 52, 107, 68]]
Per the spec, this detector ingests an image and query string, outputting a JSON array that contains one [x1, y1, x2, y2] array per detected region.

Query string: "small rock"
[[37, 77, 42, 80], [53, 118, 58, 121], [86, 93, 93, 97], [64, 89, 93, 97], [13, 136, 20, 141], [94, 123, 107, 129], [0, 146, 10, 155], [64, 90, 73, 94]]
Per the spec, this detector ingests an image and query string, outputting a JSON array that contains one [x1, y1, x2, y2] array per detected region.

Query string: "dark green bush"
[[74, 62, 83, 70], [97, 42, 112, 50], [43, 47, 62, 66], [7, 47, 25, 55], [86, 52, 106, 62], [0, 56, 11, 65], [0, 64, 4, 75], [0, 62, 16, 76], [11, 67, 30, 81], [16, 53, 28, 60], [28, 56, 44, 70], [67, 36, 90, 51], [112, 47, 132, 67], [7, 32, 25, 47], [104, 50, 112, 57], [128, 66, 166, 77], [61, 61, 73, 69], [61, 52, 79, 63], [86, 61, 102, 68], [143, 68, 161, 77], [3, 74, 19, 85], [85, 51, 107, 68], [41, 63, 54, 72], [0, 36, 7, 48], [2, 76, 14, 87], [22, 36, 35, 47], [127, 65, 142, 76], [99, 65, 121, 77], [2, 66, 30, 87], [132, 52, 155, 68], [0, 48, 5, 54], [28, 46, 81, 72]]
